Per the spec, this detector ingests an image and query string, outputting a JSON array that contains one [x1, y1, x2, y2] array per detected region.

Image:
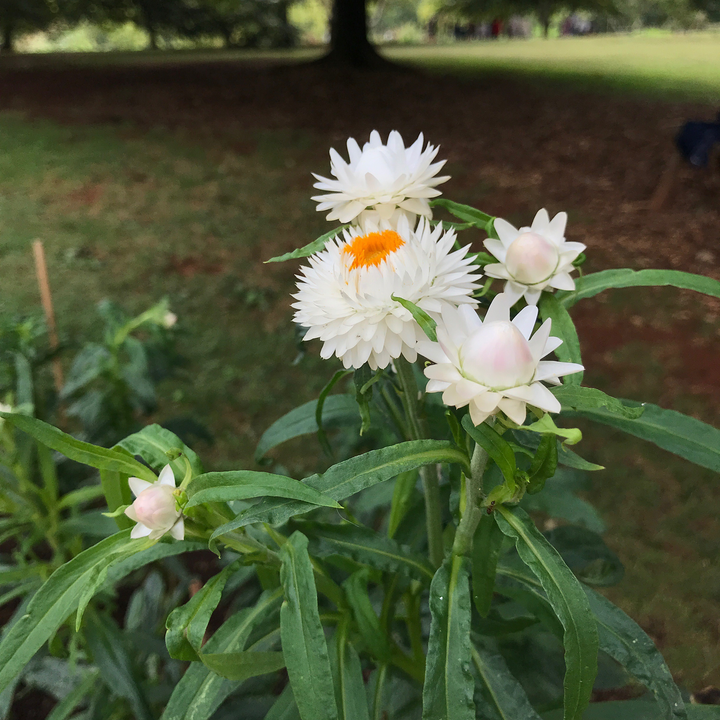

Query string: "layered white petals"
[[312, 131, 451, 227], [293, 215, 481, 370], [125, 464, 184, 541], [484, 209, 585, 306], [418, 293, 583, 425]]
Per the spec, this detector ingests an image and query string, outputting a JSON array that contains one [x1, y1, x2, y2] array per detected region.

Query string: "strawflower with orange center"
[[293, 216, 481, 370]]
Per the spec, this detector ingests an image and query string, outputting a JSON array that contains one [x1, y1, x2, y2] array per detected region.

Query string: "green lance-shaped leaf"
[[211, 441, 470, 541], [279, 532, 339, 720], [266, 684, 301, 720], [85, 611, 153, 720], [330, 626, 372, 720], [100, 467, 134, 530], [422, 555, 475, 720], [256, 394, 360, 462], [391, 296, 438, 341], [538, 295, 583, 386], [525, 414, 582, 446], [199, 651, 286, 681], [185, 471, 341, 509], [266, 225, 349, 263], [429, 198, 495, 231], [584, 587, 686, 719], [552, 385, 644, 420], [564, 401, 720, 473], [0, 412, 156, 482], [166, 559, 242, 661], [317, 370, 354, 455], [388, 469, 419, 539], [462, 415, 516, 486], [546, 526, 624, 587], [472, 513, 505, 617], [44, 669, 99, 720], [495, 506, 598, 720], [161, 588, 283, 720], [0, 530, 142, 695], [306, 522, 434, 582], [471, 642, 543, 720], [343, 570, 391, 661], [557, 268, 720, 308], [118, 423, 204, 478], [526, 434, 558, 495]]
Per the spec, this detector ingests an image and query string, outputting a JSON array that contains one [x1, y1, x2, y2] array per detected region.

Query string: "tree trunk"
[[147, 24, 158, 50], [320, 0, 390, 68], [1, 19, 14, 53]]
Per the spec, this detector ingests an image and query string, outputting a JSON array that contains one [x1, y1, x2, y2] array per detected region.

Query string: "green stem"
[[452, 442, 489, 556], [372, 663, 388, 720], [394, 356, 444, 568]]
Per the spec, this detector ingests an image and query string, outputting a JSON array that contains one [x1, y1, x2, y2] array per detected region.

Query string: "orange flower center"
[[343, 230, 405, 271]]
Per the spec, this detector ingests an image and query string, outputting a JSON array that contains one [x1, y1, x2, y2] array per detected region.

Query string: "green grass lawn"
[[387, 30, 720, 102]]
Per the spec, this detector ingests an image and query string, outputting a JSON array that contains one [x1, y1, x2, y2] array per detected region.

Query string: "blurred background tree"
[[0, 0, 57, 52]]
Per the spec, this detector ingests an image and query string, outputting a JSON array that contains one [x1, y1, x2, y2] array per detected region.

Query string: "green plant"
[[0, 131, 719, 720]]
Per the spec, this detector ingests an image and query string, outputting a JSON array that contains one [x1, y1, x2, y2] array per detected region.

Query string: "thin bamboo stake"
[[32, 240, 64, 394]]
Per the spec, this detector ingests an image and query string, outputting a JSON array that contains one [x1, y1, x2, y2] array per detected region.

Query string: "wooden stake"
[[32, 240, 64, 394]]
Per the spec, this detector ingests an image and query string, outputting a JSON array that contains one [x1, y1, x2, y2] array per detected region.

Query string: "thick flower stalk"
[[293, 215, 481, 370], [483, 209, 585, 306], [417, 293, 583, 425], [311, 130, 450, 227], [125, 464, 184, 540]]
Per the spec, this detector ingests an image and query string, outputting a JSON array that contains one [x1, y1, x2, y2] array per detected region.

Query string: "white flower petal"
[[169, 517, 185, 541], [512, 305, 539, 340], [129, 477, 152, 497], [548, 273, 576, 291], [158, 465, 176, 487], [498, 397, 527, 425], [493, 218, 519, 246], [131, 522, 153, 539]]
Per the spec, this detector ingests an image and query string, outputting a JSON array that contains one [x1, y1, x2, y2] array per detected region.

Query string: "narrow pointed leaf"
[[552, 386, 644, 420], [558, 269, 720, 308], [430, 198, 494, 230], [584, 587, 686, 719], [85, 611, 153, 720], [266, 684, 301, 720], [331, 629, 371, 720], [343, 571, 391, 661], [495, 506, 598, 720], [266, 225, 348, 263], [391, 296, 438, 341], [471, 643, 542, 720], [118, 424, 203, 479], [538, 295, 583, 386], [0, 412, 155, 481], [472, 514, 505, 617], [0, 531, 141, 695], [256, 395, 359, 462], [161, 589, 283, 720], [199, 650, 285, 681], [422, 555, 475, 720], [186, 471, 341, 509], [564, 401, 720, 473], [462, 415, 516, 486], [306, 522, 434, 582], [212, 441, 470, 540], [279, 532, 338, 720], [166, 560, 242, 661], [388, 470, 419, 539]]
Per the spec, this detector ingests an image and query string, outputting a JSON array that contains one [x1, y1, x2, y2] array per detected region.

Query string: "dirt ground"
[[1, 52, 720, 696]]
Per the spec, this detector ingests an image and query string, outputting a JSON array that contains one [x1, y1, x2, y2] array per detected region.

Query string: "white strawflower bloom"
[[292, 215, 481, 370], [163, 311, 177, 329], [311, 130, 450, 227], [125, 464, 184, 540], [417, 293, 583, 426], [483, 209, 586, 306]]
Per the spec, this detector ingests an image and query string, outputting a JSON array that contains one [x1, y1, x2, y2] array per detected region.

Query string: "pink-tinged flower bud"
[[505, 232, 559, 285], [132, 485, 179, 530], [125, 464, 184, 540], [460, 321, 536, 390]]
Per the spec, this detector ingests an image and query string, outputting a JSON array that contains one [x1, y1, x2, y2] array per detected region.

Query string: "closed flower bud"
[[505, 232, 559, 285], [125, 464, 184, 540]]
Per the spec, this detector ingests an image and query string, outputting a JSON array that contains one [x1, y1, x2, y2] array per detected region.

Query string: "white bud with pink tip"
[[125, 465, 184, 540]]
